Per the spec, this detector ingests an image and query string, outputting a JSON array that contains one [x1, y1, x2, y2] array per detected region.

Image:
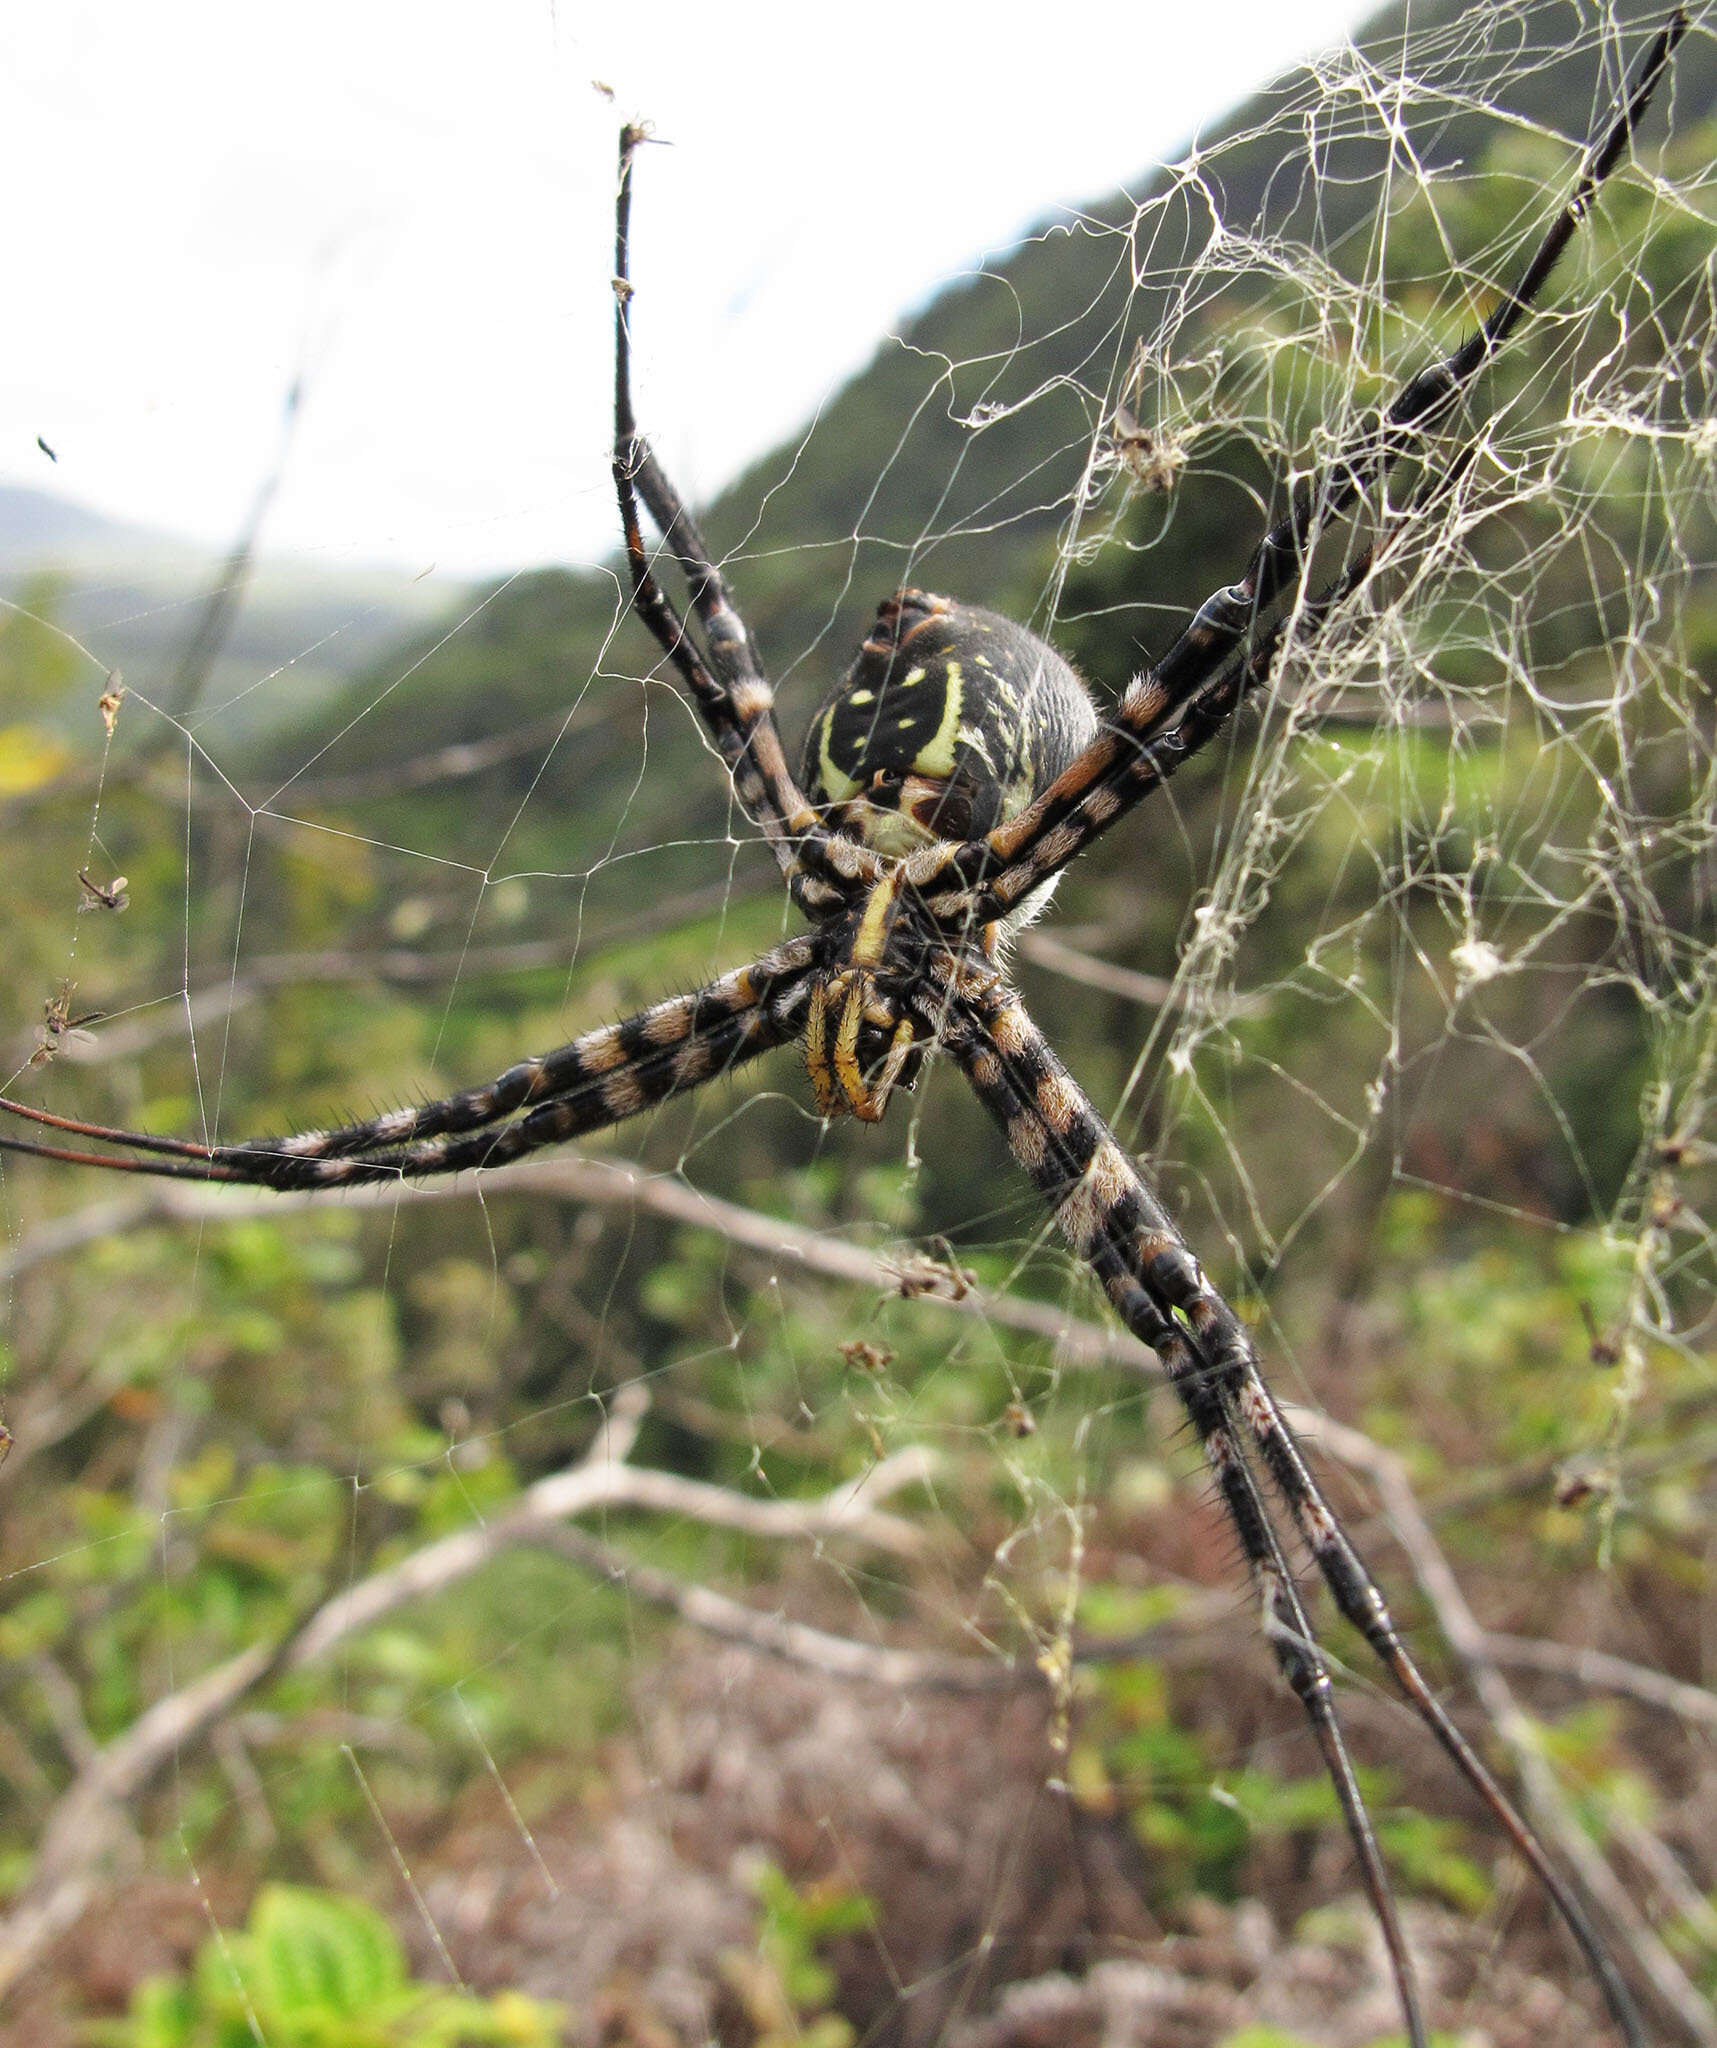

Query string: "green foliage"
[[1213, 2030, 1323, 2048], [88, 1884, 562, 2048], [718, 1860, 874, 2048], [1072, 1657, 1491, 1918]]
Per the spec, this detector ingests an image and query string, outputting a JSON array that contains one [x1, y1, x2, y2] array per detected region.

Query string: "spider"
[[0, 16, 1688, 2045]]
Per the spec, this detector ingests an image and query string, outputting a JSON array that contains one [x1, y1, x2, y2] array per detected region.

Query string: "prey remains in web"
[[0, 14, 1691, 2044]]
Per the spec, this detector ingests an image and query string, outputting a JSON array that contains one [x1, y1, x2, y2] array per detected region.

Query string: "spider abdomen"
[[801, 589, 1097, 855]]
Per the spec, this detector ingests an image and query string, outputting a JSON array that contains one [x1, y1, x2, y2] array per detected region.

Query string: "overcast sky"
[[4, 0, 1372, 580]]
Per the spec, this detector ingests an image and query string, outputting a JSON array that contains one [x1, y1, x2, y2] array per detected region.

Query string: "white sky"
[[3, 0, 1370, 581]]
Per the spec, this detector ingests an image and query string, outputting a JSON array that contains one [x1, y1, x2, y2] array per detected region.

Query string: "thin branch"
[[1426, 1390, 1717, 1526], [1016, 931, 1182, 1012], [1604, 1801, 1717, 1954], [26, 1658, 99, 1773], [287, 704, 609, 806], [1018, 928, 1264, 1019], [287, 1406, 931, 1673], [1484, 1633, 1717, 1734], [9, 877, 749, 1075], [529, 1522, 1014, 1692], [0, 1157, 1156, 1380], [161, 379, 306, 730]]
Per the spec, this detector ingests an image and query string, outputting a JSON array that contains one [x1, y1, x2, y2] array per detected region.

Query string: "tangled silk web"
[[2, 5, 1716, 2045]]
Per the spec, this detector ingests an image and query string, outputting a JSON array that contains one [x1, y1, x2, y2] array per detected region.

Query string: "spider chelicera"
[[0, 16, 1689, 2045]]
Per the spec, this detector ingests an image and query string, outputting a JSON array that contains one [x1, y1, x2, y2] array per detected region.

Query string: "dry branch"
[[1485, 1633, 1717, 1733], [0, 1155, 1155, 1378]]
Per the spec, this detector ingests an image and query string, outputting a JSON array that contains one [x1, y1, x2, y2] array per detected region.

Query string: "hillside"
[[0, 482, 457, 746]]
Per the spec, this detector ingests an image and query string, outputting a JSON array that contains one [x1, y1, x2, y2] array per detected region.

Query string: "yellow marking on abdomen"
[[912, 660, 963, 779]]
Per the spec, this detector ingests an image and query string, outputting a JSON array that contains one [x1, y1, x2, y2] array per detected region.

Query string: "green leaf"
[[94, 1885, 564, 2048]]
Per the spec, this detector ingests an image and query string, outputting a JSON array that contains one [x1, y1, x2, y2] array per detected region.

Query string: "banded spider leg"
[[0, 940, 817, 1188], [949, 972, 1646, 2046], [910, 8, 1690, 934]]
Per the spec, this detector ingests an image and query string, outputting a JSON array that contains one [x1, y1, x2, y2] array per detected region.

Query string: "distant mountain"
[[0, 483, 460, 745], [0, 484, 167, 566]]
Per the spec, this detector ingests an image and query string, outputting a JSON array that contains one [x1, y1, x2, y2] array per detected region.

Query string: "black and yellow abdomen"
[[801, 589, 1098, 855]]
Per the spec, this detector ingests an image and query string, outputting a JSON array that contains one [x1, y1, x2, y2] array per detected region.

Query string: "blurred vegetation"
[[90, 1884, 564, 2048], [1, 9, 1715, 2047]]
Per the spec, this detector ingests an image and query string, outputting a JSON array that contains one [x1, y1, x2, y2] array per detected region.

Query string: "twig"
[[1018, 927, 1264, 1019], [287, 1402, 932, 1672], [530, 1522, 1016, 1692], [1015, 930, 1181, 1011], [0, 1157, 1158, 1381], [287, 703, 611, 805], [154, 376, 306, 735], [26, 1657, 99, 1772], [1485, 1632, 1717, 1733], [210, 1721, 276, 1851], [1604, 1800, 1717, 1953], [7, 878, 750, 1075], [1425, 1389, 1717, 1525]]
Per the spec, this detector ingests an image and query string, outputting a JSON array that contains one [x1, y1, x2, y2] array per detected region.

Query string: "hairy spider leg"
[[912, 9, 1688, 930], [949, 974, 1646, 2048], [0, 944, 817, 1190], [613, 129, 853, 919], [925, 443, 1478, 921], [945, 967, 1428, 2036]]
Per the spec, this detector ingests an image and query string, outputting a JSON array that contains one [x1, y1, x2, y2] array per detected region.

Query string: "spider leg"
[[912, 10, 1686, 927], [0, 941, 815, 1191], [922, 442, 1479, 923], [946, 969, 1427, 2039], [916, 442, 1477, 926], [947, 971, 1647, 2047], [613, 130, 846, 913], [916, 537, 1380, 928]]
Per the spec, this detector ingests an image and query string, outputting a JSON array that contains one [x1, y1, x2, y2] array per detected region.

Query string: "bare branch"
[[1485, 1633, 1717, 1734], [1018, 927, 1263, 1018], [1016, 930, 1182, 1011], [7, 878, 751, 1075], [0, 1156, 1158, 1380], [530, 1522, 1014, 1692]]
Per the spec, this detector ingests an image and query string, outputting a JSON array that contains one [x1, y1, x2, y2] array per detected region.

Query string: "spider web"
[[2, 5, 1715, 2044]]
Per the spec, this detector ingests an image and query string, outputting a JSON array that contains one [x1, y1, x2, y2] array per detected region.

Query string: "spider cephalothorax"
[[0, 21, 1689, 2045], [798, 588, 1100, 1119]]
